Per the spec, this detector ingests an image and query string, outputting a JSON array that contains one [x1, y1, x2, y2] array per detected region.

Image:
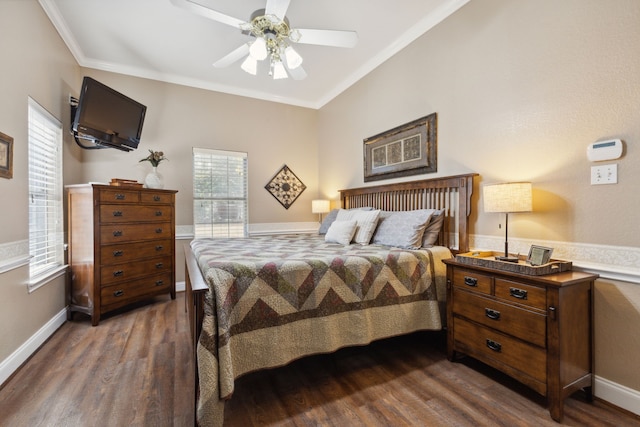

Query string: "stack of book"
[[109, 178, 142, 188]]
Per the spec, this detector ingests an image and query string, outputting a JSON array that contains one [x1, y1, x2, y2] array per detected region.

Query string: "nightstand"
[[442, 258, 598, 422]]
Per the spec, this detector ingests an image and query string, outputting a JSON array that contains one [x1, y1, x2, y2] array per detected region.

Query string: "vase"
[[144, 166, 164, 189]]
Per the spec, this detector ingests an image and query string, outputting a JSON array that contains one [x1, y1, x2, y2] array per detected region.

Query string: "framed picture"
[[363, 113, 437, 182], [0, 131, 13, 179], [527, 245, 553, 266]]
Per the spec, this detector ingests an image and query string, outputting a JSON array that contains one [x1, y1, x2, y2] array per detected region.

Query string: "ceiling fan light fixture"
[[272, 60, 288, 79], [241, 55, 258, 75], [284, 45, 303, 69], [249, 37, 268, 60]]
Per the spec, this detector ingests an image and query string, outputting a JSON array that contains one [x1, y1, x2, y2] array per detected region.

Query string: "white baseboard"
[[176, 280, 185, 292], [0, 307, 67, 387], [595, 375, 640, 416]]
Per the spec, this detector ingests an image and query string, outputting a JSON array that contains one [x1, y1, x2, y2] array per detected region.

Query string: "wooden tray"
[[455, 251, 572, 276]]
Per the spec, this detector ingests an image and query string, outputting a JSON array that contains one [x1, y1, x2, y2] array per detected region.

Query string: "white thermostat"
[[587, 139, 623, 162]]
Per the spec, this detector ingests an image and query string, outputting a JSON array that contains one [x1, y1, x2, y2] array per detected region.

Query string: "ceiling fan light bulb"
[[273, 61, 288, 79], [284, 46, 303, 69], [241, 56, 258, 75], [249, 37, 268, 60]]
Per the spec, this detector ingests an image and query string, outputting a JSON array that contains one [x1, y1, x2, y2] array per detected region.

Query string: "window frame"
[[27, 97, 65, 292], [192, 147, 249, 238]]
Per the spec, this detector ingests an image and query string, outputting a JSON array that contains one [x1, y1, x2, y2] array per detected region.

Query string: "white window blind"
[[28, 98, 64, 281], [193, 148, 248, 238]]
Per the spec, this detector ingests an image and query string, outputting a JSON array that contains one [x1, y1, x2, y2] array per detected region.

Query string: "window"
[[193, 148, 248, 238], [28, 98, 64, 289]]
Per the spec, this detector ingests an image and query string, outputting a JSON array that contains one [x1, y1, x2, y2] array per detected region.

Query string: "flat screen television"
[[72, 77, 147, 152]]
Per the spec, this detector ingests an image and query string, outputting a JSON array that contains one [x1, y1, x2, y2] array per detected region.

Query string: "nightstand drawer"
[[453, 318, 547, 385], [495, 278, 546, 310], [452, 288, 546, 347], [452, 268, 492, 295]]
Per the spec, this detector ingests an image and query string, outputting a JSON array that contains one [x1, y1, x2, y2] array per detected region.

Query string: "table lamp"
[[483, 182, 532, 262], [311, 199, 330, 223]]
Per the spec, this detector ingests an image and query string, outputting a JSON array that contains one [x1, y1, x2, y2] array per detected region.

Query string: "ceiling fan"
[[170, 0, 358, 80]]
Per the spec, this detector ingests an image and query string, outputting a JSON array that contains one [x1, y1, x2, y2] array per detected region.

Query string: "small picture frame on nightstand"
[[527, 245, 553, 266]]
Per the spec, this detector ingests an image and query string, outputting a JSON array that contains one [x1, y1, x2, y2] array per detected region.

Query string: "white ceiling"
[[39, 0, 469, 109]]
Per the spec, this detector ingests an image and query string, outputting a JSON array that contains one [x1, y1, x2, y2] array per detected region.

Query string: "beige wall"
[[317, 0, 640, 394], [73, 70, 319, 227], [0, 0, 82, 363]]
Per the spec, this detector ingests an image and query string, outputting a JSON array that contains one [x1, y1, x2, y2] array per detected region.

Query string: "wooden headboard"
[[340, 173, 478, 253]]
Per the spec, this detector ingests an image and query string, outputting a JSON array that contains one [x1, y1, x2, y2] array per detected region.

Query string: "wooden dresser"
[[442, 258, 598, 422], [67, 184, 177, 326]]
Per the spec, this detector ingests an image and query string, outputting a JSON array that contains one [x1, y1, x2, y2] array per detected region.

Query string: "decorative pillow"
[[324, 220, 358, 245], [422, 209, 445, 247], [335, 209, 381, 244], [318, 207, 374, 235], [372, 209, 434, 249]]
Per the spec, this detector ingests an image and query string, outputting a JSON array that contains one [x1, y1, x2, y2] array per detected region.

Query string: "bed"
[[185, 173, 477, 426]]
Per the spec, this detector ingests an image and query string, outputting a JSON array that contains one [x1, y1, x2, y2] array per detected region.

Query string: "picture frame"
[[363, 113, 437, 182], [527, 245, 553, 266], [0, 131, 13, 179]]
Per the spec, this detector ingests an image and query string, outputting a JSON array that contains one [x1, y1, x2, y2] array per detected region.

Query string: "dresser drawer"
[[98, 189, 140, 204], [453, 318, 547, 385], [452, 288, 546, 347], [99, 204, 173, 223], [140, 191, 173, 204], [100, 222, 172, 244], [100, 255, 173, 285], [495, 278, 546, 310], [453, 268, 492, 295], [100, 239, 172, 265], [101, 273, 172, 309]]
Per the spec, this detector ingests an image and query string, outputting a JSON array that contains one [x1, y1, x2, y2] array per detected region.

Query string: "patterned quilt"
[[190, 234, 452, 426]]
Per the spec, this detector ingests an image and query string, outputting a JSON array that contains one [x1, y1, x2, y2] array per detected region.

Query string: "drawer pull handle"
[[113, 230, 123, 237], [486, 339, 502, 352], [155, 245, 163, 251], [112, 211, 123, 217], [464, 276, 478, 287], [113, 250, 123, 257], [113, 290, 124, 297], [154, 195, 161, 201], [155, 228, 163, 234], [115, 194, 125, 200], [485, 308, 501, 320], [155, 280, 164, 286], [155, 263, 163, 269], [155, 211, 163, 216], [509, 287, 528, 300], [113, 270, 124, 277]]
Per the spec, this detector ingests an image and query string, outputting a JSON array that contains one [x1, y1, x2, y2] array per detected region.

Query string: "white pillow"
[[324, 220, 358, 245], [335, 209, 381, 244]]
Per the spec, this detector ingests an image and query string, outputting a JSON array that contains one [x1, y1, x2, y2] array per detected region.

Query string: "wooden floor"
[[1, 293, 638, 427]]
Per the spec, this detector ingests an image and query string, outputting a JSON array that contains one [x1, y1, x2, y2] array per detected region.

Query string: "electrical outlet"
[[591, 164, 617, 185]]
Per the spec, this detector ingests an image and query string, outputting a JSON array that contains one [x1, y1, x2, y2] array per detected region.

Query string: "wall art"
[[363, 113, 437, 182], [264, 164, 306, 209]]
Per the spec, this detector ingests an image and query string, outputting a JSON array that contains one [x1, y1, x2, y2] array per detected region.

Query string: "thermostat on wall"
[[587, 139, 623, 161]]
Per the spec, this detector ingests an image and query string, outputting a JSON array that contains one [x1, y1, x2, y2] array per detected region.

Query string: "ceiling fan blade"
[[293, 29, 358, 48], [265, 0, 291, 21], [213, 44, 250, 68], [170, 0, 247, 29], [284, 63, 307, 80]]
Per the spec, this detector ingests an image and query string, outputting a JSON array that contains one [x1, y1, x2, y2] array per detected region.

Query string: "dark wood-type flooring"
[[1, 292, 638, 426]]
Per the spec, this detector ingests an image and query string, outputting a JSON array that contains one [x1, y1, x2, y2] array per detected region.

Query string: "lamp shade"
[[483, 182, 532, 213], [311, 199, 330, 214]]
